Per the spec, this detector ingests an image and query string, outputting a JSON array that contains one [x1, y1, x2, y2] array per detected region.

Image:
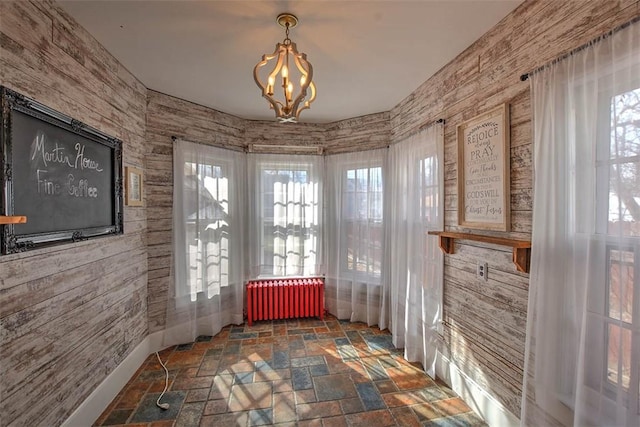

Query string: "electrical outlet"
[[476, 261, 488, 281]]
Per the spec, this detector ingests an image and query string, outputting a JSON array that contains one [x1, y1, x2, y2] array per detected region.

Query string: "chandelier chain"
[[284, 23, 291, 44]]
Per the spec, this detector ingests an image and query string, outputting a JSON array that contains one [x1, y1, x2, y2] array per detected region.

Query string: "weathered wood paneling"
[[145, 90, 247, 333], [244, 119, 326, 153], [324, 112, 391, 154], [390, 0, 640, 417], [0, 1, 148, 425]]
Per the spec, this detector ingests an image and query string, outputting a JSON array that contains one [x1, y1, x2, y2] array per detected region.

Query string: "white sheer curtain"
[[385, 124, 444, 377], [165, 140, 246, 347], [523, 21, 640, 426], [247, 154, 323, 278], [325, 148, 387, 325]]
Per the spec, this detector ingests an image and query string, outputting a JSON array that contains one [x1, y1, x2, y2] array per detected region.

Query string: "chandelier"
[[253, 13, 316, 123]]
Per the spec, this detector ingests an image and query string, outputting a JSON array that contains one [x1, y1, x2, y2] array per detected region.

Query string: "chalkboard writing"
[[457, 104, 510, 231], [1, 87, 123, 254]]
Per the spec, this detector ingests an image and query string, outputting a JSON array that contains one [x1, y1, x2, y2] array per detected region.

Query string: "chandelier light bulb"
[[267, 76, 275, 95]]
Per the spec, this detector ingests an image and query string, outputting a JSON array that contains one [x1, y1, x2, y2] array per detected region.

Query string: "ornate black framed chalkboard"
[[0, 86, 123, 254]]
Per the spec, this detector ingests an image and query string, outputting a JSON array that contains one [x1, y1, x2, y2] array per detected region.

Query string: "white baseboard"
[[435, 352, 520, 427], [62, 331, 165, 427]]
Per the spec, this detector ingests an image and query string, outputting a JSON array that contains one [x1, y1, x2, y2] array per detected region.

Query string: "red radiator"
[[246, 278, 324, 326]]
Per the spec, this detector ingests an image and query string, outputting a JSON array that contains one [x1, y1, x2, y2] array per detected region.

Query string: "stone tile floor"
[[94, 316, 487, 426]]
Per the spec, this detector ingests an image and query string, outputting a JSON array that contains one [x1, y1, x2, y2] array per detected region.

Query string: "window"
[[255, 159, 321, 277], [594, 85, 640, 408], [323, 149, 386, 323], [524, 24, 640, 426], [174, 141, 246, 304], [181, 160, 231, 299], [342, 165, 383, 278], [419, 155, 441, 288], [419, 156, 439, 224]]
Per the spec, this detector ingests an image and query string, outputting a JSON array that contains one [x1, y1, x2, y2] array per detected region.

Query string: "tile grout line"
[[96, 316, 487, 427]]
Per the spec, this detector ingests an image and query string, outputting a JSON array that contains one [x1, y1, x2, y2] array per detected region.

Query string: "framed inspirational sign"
[[457, 104, 510, 231], [0, 86, 123, 254]]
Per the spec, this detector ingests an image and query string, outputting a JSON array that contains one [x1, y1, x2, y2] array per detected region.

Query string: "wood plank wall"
[[0, 1, 148, 425], [324, 112, 391, 155], [390, 0, 640, 417], [244, 119, 326, 153]]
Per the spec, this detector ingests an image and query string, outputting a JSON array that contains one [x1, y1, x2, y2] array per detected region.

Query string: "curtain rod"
[[171, 135, 245, 152], [173, 118, 445, 154], [395, 117, 445, 144], [520, 15, 640, 81], [396, 118, 446, 142]]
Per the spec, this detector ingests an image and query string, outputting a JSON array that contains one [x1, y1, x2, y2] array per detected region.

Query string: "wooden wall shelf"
[[0, 215, 27, 224], [428, 231, 531, 273]]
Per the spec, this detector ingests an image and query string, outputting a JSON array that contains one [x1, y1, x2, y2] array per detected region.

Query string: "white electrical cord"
[[155, 351, 170, 410]]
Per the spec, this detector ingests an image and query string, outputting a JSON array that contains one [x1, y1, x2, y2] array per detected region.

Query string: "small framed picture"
[[125, 166, 143, 206]]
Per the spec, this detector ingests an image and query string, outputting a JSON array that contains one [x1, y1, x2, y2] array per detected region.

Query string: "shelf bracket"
[[438, 235, 455, 254], [512, 247, 531, 273]]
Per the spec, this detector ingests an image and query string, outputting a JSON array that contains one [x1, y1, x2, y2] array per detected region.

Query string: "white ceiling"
[[59, 0, 523, 123]]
